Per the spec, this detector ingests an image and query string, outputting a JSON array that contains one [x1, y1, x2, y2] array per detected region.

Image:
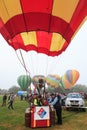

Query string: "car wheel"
[[66, 108, 70, 111], [82, 108, 86, 112]]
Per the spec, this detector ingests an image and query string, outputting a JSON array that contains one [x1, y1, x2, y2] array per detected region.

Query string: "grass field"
[[0, 95, 87, 130]]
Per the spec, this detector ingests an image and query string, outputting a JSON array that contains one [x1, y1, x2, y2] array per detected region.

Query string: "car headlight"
[[79, 100, 85, 106], [66, 100, 71, 105]]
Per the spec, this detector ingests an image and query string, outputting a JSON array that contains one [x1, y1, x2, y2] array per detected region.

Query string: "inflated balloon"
[[17, 75, 31, 91], [17, 90, 27, 96], [32, 75, 45, 89], [61, 75, 73, 89], [46, 74, 61, 88], [63, 69, 80, 85], [61, 69, 80, 89], [32, 75, 46, 95], [0, 1, 87, 76], [0, 1, 87, 56]]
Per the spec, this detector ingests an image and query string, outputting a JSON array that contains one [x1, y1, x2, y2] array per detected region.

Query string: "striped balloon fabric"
[[0, 0, 87, 56]]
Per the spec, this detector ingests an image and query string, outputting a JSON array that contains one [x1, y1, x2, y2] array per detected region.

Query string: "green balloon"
[[17, 75, 31, 91]]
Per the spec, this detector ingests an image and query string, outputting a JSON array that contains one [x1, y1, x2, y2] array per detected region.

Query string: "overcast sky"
[[0, 21, 87, 90]]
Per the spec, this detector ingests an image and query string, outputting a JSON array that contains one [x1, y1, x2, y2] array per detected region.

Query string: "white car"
[[65, 92, 86, 111]]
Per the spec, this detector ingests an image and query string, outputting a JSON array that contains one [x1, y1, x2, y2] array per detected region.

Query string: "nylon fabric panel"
[[0, 0, 9, 22], [69, 0, 87, 31], [66, 70, 72, 84], [21, 0, 53, 13], [0, 0, 22, 23], [63, 0, 87, 41], [4, 14, 26, 39], [50, 16, 71, 43], [0, 18, 11, 41], [72, 70, 79, 85], [50, 33, 65, 51], [8, 34, 26, 50], [24, 12, 50, 32], [36, 31, 52, 51], [61, 76, 72, 89], [20, 0, 53, 32], [21, 32, 37, 46], [52, 0, 79, 23], [17, 75, 31, 91], [0, 0, 87, 57]]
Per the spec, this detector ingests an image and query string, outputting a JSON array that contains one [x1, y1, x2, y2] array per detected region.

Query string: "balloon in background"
[[32, 75, 46, 89], [46, 74, 61, 88], [61, 75, 73, 89], [61, 69, 80, 89], [32, 75, 46, 95], [17, 75, 31, 91], [65, 70, 80, 85], [17, 90, 27, 96]]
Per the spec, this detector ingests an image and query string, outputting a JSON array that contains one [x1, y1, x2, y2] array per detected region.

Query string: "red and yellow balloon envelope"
[[46, 74, 61, 88], [61, 70, 80, 89], [0, 0, 87, 56]]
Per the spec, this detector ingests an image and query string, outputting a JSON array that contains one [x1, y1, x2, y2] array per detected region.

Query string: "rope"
[[1, 0, 30, 76]]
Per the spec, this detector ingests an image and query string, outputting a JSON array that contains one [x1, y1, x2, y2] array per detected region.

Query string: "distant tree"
[[70, 84, 87, 94], [0, 89, 8, 94], [8, 86, 21, 94]]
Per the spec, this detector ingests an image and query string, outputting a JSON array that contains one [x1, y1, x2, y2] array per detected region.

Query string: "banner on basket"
[[34, 106, 50, 120]]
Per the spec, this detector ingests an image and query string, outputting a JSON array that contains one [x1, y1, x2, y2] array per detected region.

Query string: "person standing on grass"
[[49, 93, 62, 125], [2, 94, 7, 107], [8, 93, 15, 109]]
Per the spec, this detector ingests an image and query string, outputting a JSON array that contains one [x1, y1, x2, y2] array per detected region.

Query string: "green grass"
[[0, 95, 87, 130]]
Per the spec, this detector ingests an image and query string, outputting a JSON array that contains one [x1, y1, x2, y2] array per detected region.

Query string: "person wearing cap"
[[49, 93, 62, 125]]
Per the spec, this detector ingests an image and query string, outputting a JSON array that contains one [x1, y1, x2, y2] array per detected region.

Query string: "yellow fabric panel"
[[50, 33, 65, 51], [0, 0, 22, 23], [21, 32, 37, 46], [52, 0, 79, 22]]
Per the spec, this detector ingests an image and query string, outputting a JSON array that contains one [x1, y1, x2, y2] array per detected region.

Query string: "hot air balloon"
[[0, 1, 87, 76], [32, 75, 46, 95], [61, 69, 80, 89], [61, 75, 73, 90], [46, 74, 61, 88], [32, 75, 46, 89], [64, 69, 80, 85], [17, 75, 31, 91]]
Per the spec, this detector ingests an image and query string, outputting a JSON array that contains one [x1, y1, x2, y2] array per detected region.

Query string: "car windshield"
[[67, 93, 82, 98]]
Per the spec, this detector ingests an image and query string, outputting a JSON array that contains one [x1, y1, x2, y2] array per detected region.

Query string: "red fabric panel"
[[70, 0, 87, 30], [25, 13, 50, 31], [36, 31, 52, 49], [65, 0, 87, 40], [50, 16, 72, 43], [8, 34, 25, 50], [1, 0, 87, 57], [8, 32, 67, 56], [0, 20, 11, 40], [21, 0, 53, 14], [5, 14, 26, 38], [2, 14, 70, 41]]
